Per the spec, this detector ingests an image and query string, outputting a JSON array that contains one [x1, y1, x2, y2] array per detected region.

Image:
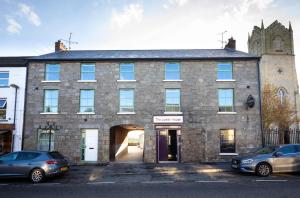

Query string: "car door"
[[272, 145, 297, 172], [10, 152, 41, 176], [0, 152, 18, 176]]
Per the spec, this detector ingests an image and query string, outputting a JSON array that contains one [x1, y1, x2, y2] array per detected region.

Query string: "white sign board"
[[153, 116, 183, 123]]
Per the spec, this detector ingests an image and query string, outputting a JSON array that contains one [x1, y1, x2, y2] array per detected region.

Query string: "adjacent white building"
[[0, 57, 27, 155]]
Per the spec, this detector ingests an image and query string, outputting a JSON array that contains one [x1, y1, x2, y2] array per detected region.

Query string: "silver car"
[[0, 151, 69, 183], [232, 144, 300, 176]]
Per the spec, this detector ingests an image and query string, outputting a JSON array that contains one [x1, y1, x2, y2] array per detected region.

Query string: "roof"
[[0, 56, 30, 67], [28, 49, 259, 61]]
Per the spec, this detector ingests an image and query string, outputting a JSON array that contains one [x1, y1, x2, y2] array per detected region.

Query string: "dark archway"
[[109, 124, 144, 163]]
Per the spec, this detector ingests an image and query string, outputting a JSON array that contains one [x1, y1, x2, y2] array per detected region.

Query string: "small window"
[[44, 90, 59, 113], [165, 63, 180, 80], [0, 98, 7, 119], [120, 63, 135, 80], [218, 89, 234, 112], [81, 63, 95, 80], [277, 88, 287, 105], [217, 63, 233, 80], [45, 64, 60, 81], [119, 89, 134, 112], [37, 129, 55, 151], [16, 152, 40, 160], [0, 72, 9, 87], [80, 90, 95, 112], [165, 89, 181, 112], [220, 129, 235, 153], [278, 145, 296, 154], [273, 36, 283, 52]]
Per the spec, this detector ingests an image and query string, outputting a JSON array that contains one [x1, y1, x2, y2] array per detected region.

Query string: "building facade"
[[23, 42, 262, 163], [248, 20, 300, 122], [0, 57, 27, 155]]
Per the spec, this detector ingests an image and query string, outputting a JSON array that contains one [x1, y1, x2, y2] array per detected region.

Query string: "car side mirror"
[[274, 152, 283, 157]]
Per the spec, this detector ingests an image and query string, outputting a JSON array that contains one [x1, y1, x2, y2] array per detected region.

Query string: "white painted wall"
[[0, 67, 27, 152]]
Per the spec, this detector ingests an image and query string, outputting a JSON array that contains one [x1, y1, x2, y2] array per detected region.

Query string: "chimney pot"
[[224, 37, 236, 50], [55, 40, 67, 52]]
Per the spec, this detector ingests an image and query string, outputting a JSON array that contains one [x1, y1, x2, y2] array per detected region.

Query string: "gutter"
[[21, 63, 29, 150]]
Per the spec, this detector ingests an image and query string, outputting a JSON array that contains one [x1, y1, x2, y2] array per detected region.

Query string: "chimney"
[[55, 40, 67, 52], [224, 37, 236, 50]]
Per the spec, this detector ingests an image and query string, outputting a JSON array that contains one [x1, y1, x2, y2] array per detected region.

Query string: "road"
[[0, 179, 300, 198]]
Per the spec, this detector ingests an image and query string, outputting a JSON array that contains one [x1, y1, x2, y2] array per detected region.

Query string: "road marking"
[[87, 182, 116, 185], [0, 184, 9, 186], [255, 179, 288, 182], [34, 183, 61, 186], [195, 180, 229, 183], [142, 181, 174, 184]]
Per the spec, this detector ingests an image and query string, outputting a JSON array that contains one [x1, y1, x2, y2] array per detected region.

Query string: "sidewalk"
[[56, 162, 232, 184]]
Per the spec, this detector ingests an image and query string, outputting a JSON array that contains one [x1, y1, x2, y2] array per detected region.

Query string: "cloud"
[[163, 0, 189, 9], [19, 3, 41, 26], [6, 17, 22, 34], [110, 4, 143, 29]]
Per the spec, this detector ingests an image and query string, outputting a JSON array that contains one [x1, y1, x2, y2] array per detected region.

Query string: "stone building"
[[0, 57, 28, 155], [248, 20, 300, 122], [23, 40, 261, 163]]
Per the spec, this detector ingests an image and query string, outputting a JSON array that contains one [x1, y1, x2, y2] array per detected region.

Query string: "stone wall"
[[24, 59, 261, 163]]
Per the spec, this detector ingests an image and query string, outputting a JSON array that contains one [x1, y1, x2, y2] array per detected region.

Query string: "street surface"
[[1, 163, 300, 197]]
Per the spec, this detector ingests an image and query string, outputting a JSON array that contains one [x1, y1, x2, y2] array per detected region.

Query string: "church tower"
[[248, 20, 299, 123]]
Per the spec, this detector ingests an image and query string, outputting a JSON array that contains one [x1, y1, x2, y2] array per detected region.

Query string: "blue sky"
[[0, 0, 300, 65]]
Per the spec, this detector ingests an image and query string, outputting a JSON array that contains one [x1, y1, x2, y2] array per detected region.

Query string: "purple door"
[[158, 130, 168, 161]]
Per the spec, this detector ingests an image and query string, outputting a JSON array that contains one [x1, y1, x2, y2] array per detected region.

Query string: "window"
[[81, 63, 95, 80], [0, 152, 18, 161], [37, 129, 55, 151], [273, 36, 283, 52], [0, 98, 7, 119], [0, 72, 9, 87], [45, 64, 60, 81], [165, 63, 180, 80], [218, 89, 234, 112], [278, 145, 296, 154], [220, 129, 235, 153], [119, 89, 134, 112], [165, 89, 181, 112], [277, 88, 287, 105], [80, 90, 95, 112], [120, 63, 135, 80], [16, 152, 40, 160], [44, 90, 59, 113], [217, 63, 233, 80]]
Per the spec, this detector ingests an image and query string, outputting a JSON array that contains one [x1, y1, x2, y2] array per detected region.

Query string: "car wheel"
[[256, 163, 271, 177], [30, 168, 45, 183]]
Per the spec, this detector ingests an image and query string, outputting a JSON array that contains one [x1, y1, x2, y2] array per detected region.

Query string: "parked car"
[[231, 144, 300, 176], [0, 151, 69, 183]]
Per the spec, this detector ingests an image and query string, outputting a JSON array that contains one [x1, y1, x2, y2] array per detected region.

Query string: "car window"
[[278, 145, 296, 154], [0, 152, 18, 161], [16, 152, 41, 160], [295, 145, 300, 153], [48, 152, 65, 159]]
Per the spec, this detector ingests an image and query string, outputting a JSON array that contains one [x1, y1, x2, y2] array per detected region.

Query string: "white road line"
[[142, 181, 174, 184], [195, 180, 229, 183], [34, 183, 61, 186], [255, 179, 288, 182], [0, 184, 9, 186], [87, 182, 116, 185]]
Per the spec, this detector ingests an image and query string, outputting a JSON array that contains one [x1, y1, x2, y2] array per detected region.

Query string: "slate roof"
[[28, 49, 259, 61], [0, 56, 31, 67]]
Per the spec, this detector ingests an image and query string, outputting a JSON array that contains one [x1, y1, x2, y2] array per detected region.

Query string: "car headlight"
[[241, 159, 254, 164]]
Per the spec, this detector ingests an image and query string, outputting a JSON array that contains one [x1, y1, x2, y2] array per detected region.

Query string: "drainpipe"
[[10, 83, 19, 152], [256, 58, 264, 147]]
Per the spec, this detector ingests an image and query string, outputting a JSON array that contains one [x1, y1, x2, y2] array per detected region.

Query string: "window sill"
[[217, 112, 237, 115], [164, 112, 183, 115], [77, 80, 97, 83], [40, 112, 59, 115], [77, 112, 95, 114], [219, 153, 238, 156], [41, 80, 61, 83], [117, 80, 136, 82], [216, 79, 236, 82], [163, 80, 183, 82], [117, 112, 136, 115]]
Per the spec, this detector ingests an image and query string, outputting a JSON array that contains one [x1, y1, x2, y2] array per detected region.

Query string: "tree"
[[262, 83, 297, 144]]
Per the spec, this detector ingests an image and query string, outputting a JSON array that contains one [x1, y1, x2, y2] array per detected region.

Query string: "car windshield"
[[254, 146, 278, 154]]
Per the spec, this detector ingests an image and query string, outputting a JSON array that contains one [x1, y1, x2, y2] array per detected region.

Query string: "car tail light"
[[46, 160, 59, 165]]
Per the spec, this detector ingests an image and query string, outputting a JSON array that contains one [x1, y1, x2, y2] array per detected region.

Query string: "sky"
[[1, 0, 300, 78]]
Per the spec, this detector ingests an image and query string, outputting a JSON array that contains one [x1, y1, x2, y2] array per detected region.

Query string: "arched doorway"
[[109, 124, 144, 163]]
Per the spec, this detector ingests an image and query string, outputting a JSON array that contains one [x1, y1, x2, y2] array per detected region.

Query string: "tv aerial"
[[218, 30, 227, 48], [60, 33, 78, 50]]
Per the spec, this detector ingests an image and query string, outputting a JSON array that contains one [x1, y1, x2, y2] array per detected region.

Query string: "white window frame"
[[0, 72, 9, 87]]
